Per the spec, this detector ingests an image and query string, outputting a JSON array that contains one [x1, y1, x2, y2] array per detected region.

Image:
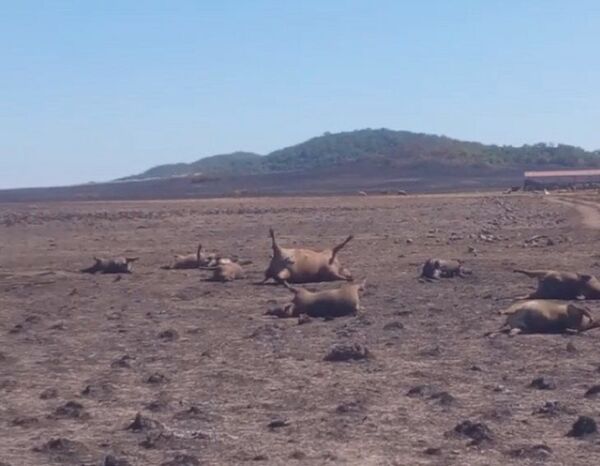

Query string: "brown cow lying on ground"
[[486, 300, 600, 336], [513, 269, 600, 299], [263, 229, 353, 284], [200, 260, 245, 282], [161, 243, 221, 270], [268, 280, 366, 319], [81, 257, 138, 274]]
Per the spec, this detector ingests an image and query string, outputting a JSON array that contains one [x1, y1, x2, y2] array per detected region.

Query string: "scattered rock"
[[174, 405, 212, 421], [290, 450, 307, 460], [324, 343, 370, 362], [81, 382, 114, 399], [111, 355, 133, 369], [140, 431, 175, 449], [479, 233, 499, 243], [160, 455, 200, 466], [103, 454, 132, 466], [448, 232, 463, 241], [268, 418, 290, 429], [126, 412, 162, 432], [407, 385, 454, 406], [51, 401, 89, 420], [566, 341, 578, 353], [145, 399, 169, 412], [247, 324, 281, 341], [34, 438, 78, 453], [567, 416, 597, 438], [427, 306, 444, 313], [453, 420, 493, 445], [533, 401, 570, 416], [584, 385, 600, 398], [158, 329, 179, 341], [406, 385, 436, 398], [146, 373, 169, 384], [11, 416, 39, 427], [335, 400, 364, 414], [423, 447, 442, 455], [264, 306, 293, 318], [419, 345, 441, 357], [10, 315, 41, 334], [529, 377, 556, 390], [383, 321, 404, 331], [430, 391, 455, 406], [523, 234, 555, 248], [0, 379, 17, 391], [482, 407, 513, 421], [33, 437, 90, 460], [508, 444, 552, 460], [140, 429, 206, 449], [40, 388, 58, 400]]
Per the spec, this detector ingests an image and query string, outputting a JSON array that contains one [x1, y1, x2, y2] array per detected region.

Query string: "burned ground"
[[2, 193, 600, 465]]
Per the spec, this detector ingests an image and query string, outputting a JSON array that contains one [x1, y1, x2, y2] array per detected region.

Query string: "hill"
[[129, 128, 600, 180], [3, 128, 600, 202], [121, 151, 263, 179]]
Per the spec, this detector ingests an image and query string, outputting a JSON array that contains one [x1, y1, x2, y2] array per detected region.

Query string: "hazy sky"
[[2, 1, 600, 188]]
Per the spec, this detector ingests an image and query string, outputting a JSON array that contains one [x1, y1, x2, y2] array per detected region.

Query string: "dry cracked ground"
[[2, 192, 600, 465]]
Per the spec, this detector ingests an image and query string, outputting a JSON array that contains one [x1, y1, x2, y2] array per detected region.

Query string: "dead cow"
[[275, 280, 366, 318], [486, 300, 600, 336], [81, 257, 138, 274], [514, 269, 600, 300], [161, 243, 221, 270], [200, 260, 245, 282], [263, 229, 353, 284], [421, 258, 469, 280]]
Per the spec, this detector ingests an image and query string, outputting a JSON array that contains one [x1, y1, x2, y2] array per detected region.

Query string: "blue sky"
[[1, 0, 599, 188]]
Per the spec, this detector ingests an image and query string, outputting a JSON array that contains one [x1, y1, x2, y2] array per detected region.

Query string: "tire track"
[[549, 196, 600, 229]]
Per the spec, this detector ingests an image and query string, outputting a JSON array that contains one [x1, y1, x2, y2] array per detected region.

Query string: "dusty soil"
[[0, 165, 522, 203], [2, 192, 600, 465]]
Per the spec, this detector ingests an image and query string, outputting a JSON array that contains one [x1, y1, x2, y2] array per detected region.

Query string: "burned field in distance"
[[2, 193, 600, 465]]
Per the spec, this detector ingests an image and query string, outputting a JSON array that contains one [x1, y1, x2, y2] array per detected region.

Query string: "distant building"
[[524, 169, 600, 190]]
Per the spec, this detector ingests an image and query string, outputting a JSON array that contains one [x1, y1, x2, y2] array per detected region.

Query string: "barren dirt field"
[[3, 192, 600, 466]]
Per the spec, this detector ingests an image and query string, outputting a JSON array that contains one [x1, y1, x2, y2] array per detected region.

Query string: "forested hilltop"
[[127, 128, 600, 180]]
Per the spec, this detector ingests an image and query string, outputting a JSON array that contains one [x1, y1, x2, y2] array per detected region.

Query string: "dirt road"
[[549, 195, 600, 229]]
